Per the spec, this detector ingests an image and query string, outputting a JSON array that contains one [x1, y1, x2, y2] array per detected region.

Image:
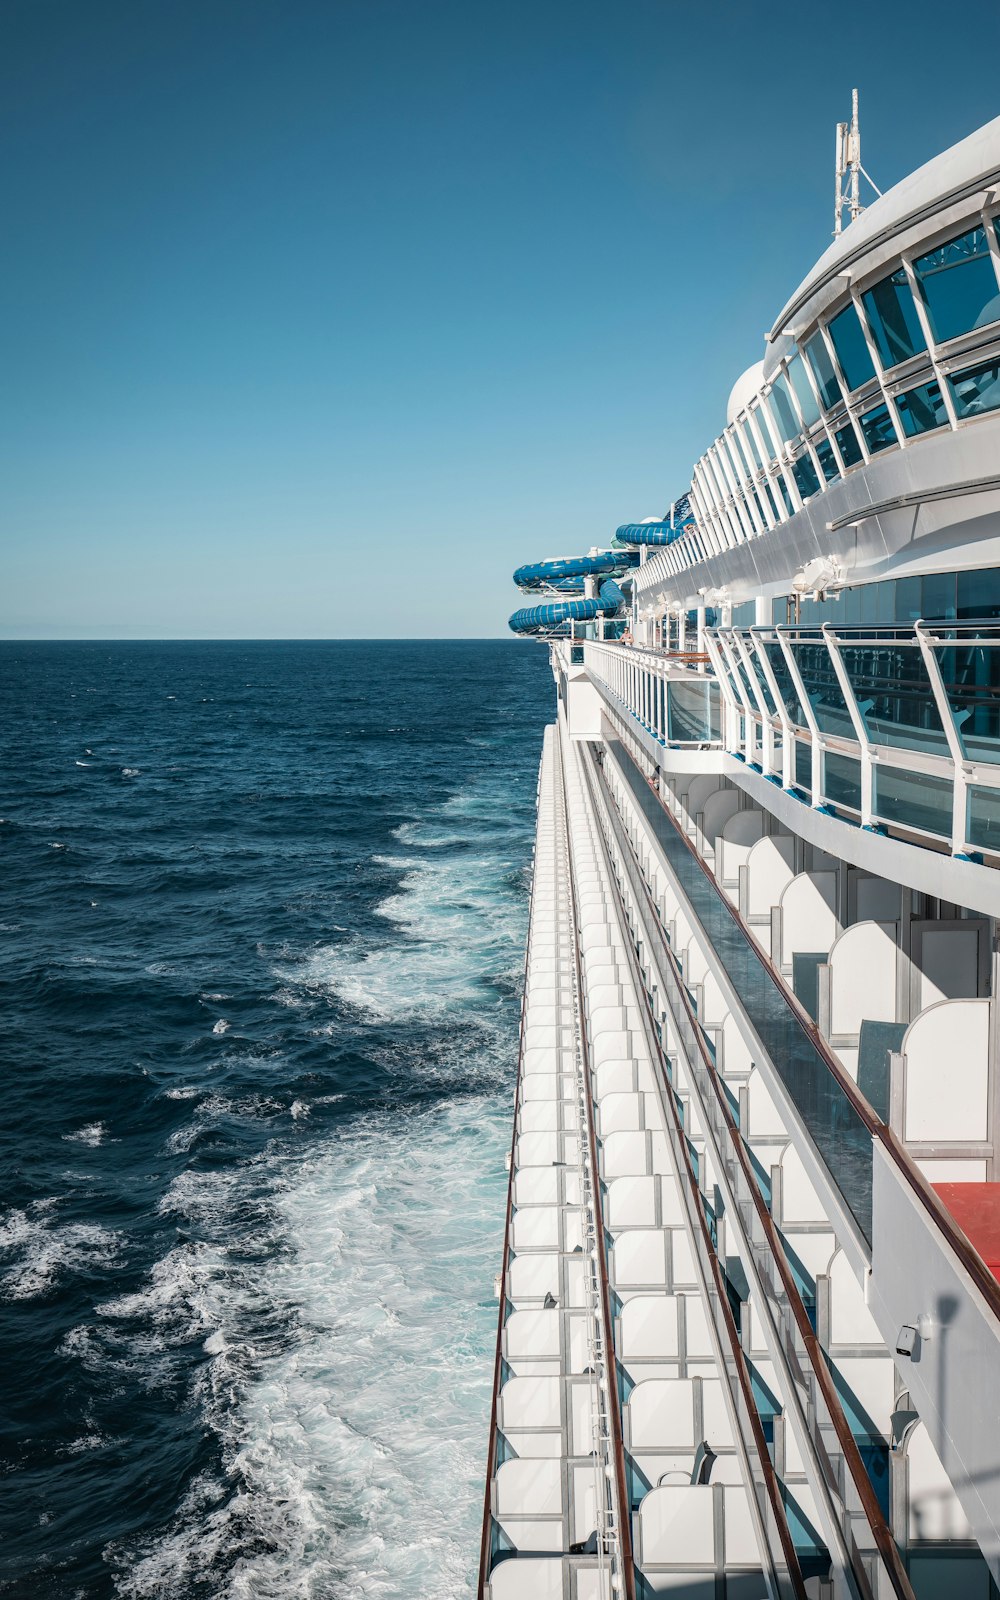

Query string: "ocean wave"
[[0, 1204, 122, 1300], [63, 1121, 110, 1147]]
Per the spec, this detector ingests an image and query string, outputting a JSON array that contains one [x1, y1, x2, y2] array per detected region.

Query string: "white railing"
[[582, 640, 723, 748]]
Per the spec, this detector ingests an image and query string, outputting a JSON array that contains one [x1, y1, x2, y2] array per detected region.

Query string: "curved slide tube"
[[509, 578, 625, 636]]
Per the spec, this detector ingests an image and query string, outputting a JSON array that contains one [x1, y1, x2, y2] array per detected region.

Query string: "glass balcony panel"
[[936, 643, 1000, 763], [948, 357, 1000, 419], [792, 452, 821, 502], [874, 766, 952, 838], [804, 332, 841, 409], [762, 642, 806, 725], [833, 417, 864, 466], [668, 680, 721, 742], [814, 435, 840, 483], [788, 642, 856, 738], [794, 738, 813, 791], [787, 353, 821, 427], [609, 740, 875, 1240], [861, 268, 927, 368], [912, 226, 1000, 343], [824, 751, 862, 811], [968, 784, 1000, 852], [836, 643, 949, 755], [828, 303, 876, 392], [743, 648, 777, 715], [896, 379, 948, 437], [769, 373, 801, 444]]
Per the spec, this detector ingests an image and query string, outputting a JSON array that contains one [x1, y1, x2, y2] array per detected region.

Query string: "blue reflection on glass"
[[792, 453, 820, 501], [788, 354, 820, 428], [896, 380, 948, 437], [861, 269, 927, 368], [949, 358, 1000, 418], [828, 303, 876, 392], [769, 373, 800, 444], [814, 436, 840, 483], [859, 402, 898, 454], [834, 418, 864, 466], [912, 226, 1000, 343], [804, 333, 841, 410]]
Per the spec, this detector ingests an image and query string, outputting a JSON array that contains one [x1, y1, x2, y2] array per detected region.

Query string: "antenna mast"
[[834, 89, 881, 236]]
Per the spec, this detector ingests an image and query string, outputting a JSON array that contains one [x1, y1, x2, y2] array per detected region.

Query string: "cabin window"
[[912, 226, 1000, 343], [896, 379, 948, 436], [833, 418, 864, 466], [804, 332, 841, 409], [828, 302, 876, 391], [948, 357, 1000, 418], [768, 372, 800, 443], [859, 401, 898, 453], [787, 353, 821, 427], [861, 268, 927, 367]]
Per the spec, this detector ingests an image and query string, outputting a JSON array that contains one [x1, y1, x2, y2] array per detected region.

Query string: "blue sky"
[[3, 0, 999, 638]]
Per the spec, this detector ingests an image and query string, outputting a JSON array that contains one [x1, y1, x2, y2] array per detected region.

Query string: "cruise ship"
[[479, 105, 1000, 1600]]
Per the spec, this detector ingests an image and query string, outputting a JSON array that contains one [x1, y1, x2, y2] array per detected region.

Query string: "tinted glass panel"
[[949, 358, 1000, 418], [668, 680, 719, 742], [752, 405, 776, 459], [824, 751, 862, 811], [769, 373, 800, 444], [728, 427, 751, 476], [968, 784, 1000, 852], [814, 435, 840, 483], [762, 642, 806, 724], [828, 303, 875, 391], [861, 268, 927, 367], [741, 417, 762, 468], [789, 642, 855, 738], [762, 481, 779, 521], [912, 227, 1000, 343], [804, 333, 841, 409], [937, 642, 1000, 763], [859, 402, 898, 454], [834, 418, 864, 466], [875, 767, 951, 838], [775, 474, 794, 517], [896, 379, 948, 437], [787, 353, 820, 427], [838, 643, 949, 754], [792, 453, 820, 501]]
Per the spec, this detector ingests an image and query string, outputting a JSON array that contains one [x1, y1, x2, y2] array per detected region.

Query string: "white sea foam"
[[100, 772, 530, 1597], [212, 1019, 230, 1035], [0, 1205, 121, 1300], [63, 1122, 109, 1147], [121, 768, 140, 778]]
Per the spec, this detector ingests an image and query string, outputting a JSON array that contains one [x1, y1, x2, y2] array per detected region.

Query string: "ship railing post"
[[915, 620, 972, 857], [821, 623, 875, 826]]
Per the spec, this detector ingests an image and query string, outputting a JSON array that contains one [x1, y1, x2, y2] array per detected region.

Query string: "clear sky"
[[3, 0, 999, 638]]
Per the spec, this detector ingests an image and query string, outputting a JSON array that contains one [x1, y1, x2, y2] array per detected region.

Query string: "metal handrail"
[[609, 721, 1000, 1327], [561, 739, 637, 1600], [577, 748, 808, 1600], [476, 753, 547, 1594], [591, 744, 916, 1600]]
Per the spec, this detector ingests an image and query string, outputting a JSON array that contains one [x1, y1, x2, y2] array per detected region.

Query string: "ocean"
[[0, 640, 552, 1599]]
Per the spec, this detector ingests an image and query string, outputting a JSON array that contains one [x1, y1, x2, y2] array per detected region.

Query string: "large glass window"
[[859, 402, 898, 454], [948, 357, 1000, 418], [787, 353, 820, 428], [828, 303, 876, 392], [912, 226, 1000, 343], [740, 415, 762, 469], [789, 641, 856, 738], [792, 452, 820, 502], [833, 418, 864, 466], [814, 435, 840, 483], [861, 269, 927, 368], [804, 332, 841, 410], [751, 404, 777, 460], [896, 379, 948, 437], [768, 373, 800, 444]]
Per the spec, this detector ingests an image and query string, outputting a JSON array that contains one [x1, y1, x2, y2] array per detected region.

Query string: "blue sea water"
[[0, 640, 551, 1600]]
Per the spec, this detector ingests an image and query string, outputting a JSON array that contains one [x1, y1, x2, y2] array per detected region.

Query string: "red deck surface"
[[932, 1183, 1000, 1282]]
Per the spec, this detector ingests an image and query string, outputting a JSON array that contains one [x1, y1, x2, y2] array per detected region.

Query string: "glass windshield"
[[912, 226, 1000, 343], [861, 268, 927, 367], [804, 333, 841, 410], [828, 303, 876, 392]]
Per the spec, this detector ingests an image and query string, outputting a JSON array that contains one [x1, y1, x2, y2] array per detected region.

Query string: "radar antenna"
[[834, 89, 882, 236]]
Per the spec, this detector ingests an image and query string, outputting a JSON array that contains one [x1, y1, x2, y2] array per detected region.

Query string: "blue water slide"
[[615, 493, 694, 547], [509, 578, 625, 636], [512, 550, 639, 592]]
